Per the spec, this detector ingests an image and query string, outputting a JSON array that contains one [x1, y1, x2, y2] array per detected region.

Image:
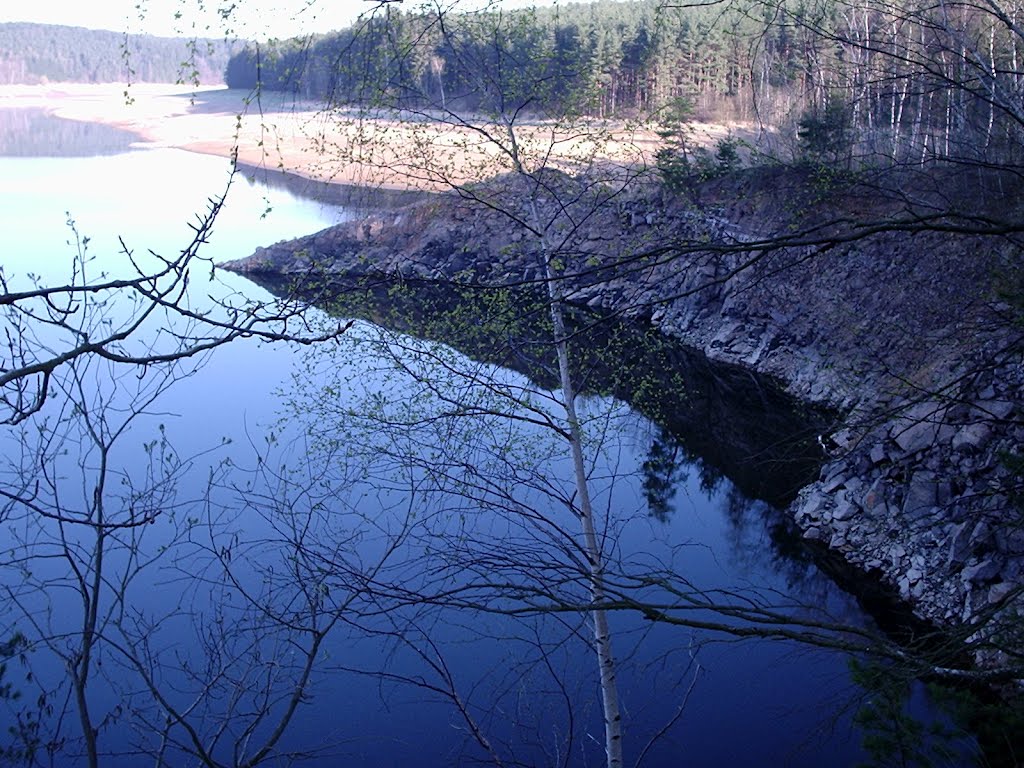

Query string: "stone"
[[970, 520, 992, 547], [832, 501, 858, 522], [869, 443, 887, 465], [952, 422, 993, 453], [962, 558, 1000, 585], [831, 429, 856, 451], [796, 492, 828, 525], [830, 487, 862, 521], [973, 400, 1014, 421], [709, 320, 744, 350], [821, 470, 848, 494], [743, 330, 774, 366], [906, 567, 924, 584], [905, 504, 940, 526], [861, 478, 888, 514], [898, 575, 912, 599], [988, 582, 1015, 605], [843, 477, 866, 499], [854, 454, 873, 475], [891, 401, 947, 455], [946, 523, 972, 567], [1005, 559, 1023, 581], [1003, 528, 1024, 555], [903, 472, 938, 515], [890, 544, 907, 570], [893, 420, 939, 455], [802, 526, 824, 542], [962, 602, 976, 623]]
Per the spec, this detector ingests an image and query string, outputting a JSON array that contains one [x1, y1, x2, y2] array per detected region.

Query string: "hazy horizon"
[[0, 0, 366, 41], [0, 0, 559, 42]]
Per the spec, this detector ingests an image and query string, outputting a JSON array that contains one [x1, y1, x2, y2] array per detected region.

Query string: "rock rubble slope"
[[225, 166, 1023, 670]]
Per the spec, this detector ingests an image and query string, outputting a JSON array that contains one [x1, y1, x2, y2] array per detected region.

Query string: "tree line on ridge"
[[0, 22, 237, 85], [224, 0, 1024, 170]]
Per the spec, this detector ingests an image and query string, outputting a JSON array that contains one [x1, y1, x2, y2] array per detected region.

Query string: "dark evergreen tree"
[[0, 22, 237, 85]]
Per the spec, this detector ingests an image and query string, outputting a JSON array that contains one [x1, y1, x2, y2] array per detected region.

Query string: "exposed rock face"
[[225, 167, 1024, 664], [794, 369, 1024, 626]]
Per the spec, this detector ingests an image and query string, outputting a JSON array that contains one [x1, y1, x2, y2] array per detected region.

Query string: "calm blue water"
[[0, 108, 917, 767]]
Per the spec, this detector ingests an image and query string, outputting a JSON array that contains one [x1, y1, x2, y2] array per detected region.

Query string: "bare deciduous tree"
[[0, 168, 347, 427]]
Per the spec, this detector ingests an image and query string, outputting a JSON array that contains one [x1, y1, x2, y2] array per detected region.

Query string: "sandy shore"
[[0, 83, 408, 188], [0, 83, 738, 191]]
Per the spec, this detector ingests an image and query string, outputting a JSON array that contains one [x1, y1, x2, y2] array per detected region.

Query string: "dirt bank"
[[0, 83, 751, 192]]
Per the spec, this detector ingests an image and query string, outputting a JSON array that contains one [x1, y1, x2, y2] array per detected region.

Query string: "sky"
[[0, 0, 374, 41]]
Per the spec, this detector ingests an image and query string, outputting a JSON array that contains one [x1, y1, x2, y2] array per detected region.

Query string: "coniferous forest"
[[224, 0, 1024, 169], [0, 22, 237, 85]]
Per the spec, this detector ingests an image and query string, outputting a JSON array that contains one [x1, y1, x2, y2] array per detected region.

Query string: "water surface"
[[0, 108, 929, 768]]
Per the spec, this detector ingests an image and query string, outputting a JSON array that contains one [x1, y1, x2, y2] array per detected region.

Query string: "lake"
[[0, 109, 963, 767]]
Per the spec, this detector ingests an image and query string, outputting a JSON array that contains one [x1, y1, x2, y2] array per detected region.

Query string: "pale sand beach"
[[0, 83, 740, 191], [0, 83, 413, 188]]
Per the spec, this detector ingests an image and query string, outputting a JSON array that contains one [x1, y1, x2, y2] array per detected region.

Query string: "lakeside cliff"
[[225, 165, 1024, 671]]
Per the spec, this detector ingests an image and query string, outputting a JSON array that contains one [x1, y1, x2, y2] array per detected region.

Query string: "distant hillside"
[[0, 23, 239, 85]]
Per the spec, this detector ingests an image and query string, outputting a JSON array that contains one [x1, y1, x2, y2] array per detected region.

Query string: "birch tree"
[[361, 19, 622, 767], [0, 170, 346, 427], [0, 221, 382, 766], [231, 0, 1023, 762], [238, 3, 987, 765]]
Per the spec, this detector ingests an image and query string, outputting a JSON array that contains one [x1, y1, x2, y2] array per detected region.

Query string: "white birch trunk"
[[523, 185, 625, 768], [546, 272, 625, 768]]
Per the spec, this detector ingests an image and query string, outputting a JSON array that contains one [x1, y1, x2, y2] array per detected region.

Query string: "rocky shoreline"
[[224, 166, 1023, 675]]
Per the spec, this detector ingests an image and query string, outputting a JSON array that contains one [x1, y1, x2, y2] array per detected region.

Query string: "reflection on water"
[[250, 276, 833, 507], [0, 111, 984, 768], [242, 257, 991, 765], [0, 131, 359, 768], [0, 108, 140, 157], [235, 158, 428, 211], [274, 311, 874, 766]]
